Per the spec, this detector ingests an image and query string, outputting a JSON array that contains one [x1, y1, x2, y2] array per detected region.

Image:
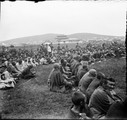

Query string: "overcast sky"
[[0, 1, 127, 42]]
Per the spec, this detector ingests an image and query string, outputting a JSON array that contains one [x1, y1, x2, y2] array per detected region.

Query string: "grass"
[[0, 57, 126, 119]]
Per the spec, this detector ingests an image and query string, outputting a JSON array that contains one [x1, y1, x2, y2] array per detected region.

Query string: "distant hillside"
[[0, 33, 125, 46]]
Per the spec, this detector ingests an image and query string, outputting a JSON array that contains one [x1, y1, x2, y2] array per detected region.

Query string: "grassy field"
[[0, 57, 126, 119]]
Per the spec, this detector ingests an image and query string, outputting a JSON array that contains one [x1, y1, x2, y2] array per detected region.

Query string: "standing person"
[[88, 77, 122, 119]]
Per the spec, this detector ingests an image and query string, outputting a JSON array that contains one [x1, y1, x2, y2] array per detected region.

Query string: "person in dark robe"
[[20, 65, 35, 79], [106, 97, 127, 119], [70, 57, 81, 77], [59, 59, 72, 79], [78, 69, 97, 95], [67, 91, 93, 119], [77, 63, 89, 82], [48, 63, 72, 92], [85, 72, 105, 104], [88, 77, 122, 119]]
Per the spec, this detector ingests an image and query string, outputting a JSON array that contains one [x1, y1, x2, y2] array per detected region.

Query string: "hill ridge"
[[0, 33, 124, 46]]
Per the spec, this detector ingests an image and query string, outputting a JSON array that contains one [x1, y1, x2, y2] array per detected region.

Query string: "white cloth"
[[16, 62, 24, 72]]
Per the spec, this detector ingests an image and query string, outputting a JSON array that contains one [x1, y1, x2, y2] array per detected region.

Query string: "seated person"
[[59, 59, 74, 83], [88, 77, 122, 119], [48, 63, 72, 92], [32, 58, 39, 66], [30, 58, 36, 67], [77, 63, 89, 84], [20, 65, 35, 79], [70, 57, 81, 77], [106, 97, 127, 119], [78, 69, 97, 95], [22, 58, 28, 70], [39, 57, 48, 65], [86, 72, 105, 104], [67, 91, 93, 119], [16, 60, 35, 79], [60, 59, 72, 77], [0, 65, 16, 89], [16, 60, 24, 72], [6, 61, 21, 79]]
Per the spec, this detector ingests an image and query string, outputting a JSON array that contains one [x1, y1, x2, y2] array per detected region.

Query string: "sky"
[[0, 1, 127, 42]]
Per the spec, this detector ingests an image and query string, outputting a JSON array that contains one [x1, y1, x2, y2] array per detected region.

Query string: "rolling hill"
[[0, 33, 125, 46]]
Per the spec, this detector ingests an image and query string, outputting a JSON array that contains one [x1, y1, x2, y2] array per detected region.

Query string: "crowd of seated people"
[[47, 48, 126, 119], [0, 57, 37, 90], [66, 67, 125, 119], [0, 40, 126, 119]]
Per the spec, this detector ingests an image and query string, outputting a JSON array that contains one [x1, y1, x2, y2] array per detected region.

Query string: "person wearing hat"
[[78, 69, 97, 95], [67, 91, 93, 119]]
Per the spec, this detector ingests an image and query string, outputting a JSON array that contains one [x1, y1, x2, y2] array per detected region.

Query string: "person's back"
[[78, 69, 97, 94], [88, 77, 122, 119], [88, 86, 111, 119], [50, 68, 64, 90], [86, 72, 105, 103], [67, 91, 93, 119], [48, 63, 64, 92], [70, 59, 80, 76], [77, 65, 88, 81]]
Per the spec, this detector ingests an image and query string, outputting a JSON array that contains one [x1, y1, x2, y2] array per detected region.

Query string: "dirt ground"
[[0, 57, 126, 119]]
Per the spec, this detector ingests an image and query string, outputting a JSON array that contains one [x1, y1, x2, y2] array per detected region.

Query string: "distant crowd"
[[0, 40, 125, 89]]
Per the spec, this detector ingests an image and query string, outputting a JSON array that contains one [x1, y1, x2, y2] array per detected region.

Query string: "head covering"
[[89, 69, 97, 77], [53, 63, 60, 69], [72, 91, 86, 106], [97, 72, 105, 80]]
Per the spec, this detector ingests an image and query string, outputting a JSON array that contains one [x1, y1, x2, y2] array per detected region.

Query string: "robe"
[[88, 86, 111, 119], [78, 72, 95, 94], [48, 69, 65, 92]]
